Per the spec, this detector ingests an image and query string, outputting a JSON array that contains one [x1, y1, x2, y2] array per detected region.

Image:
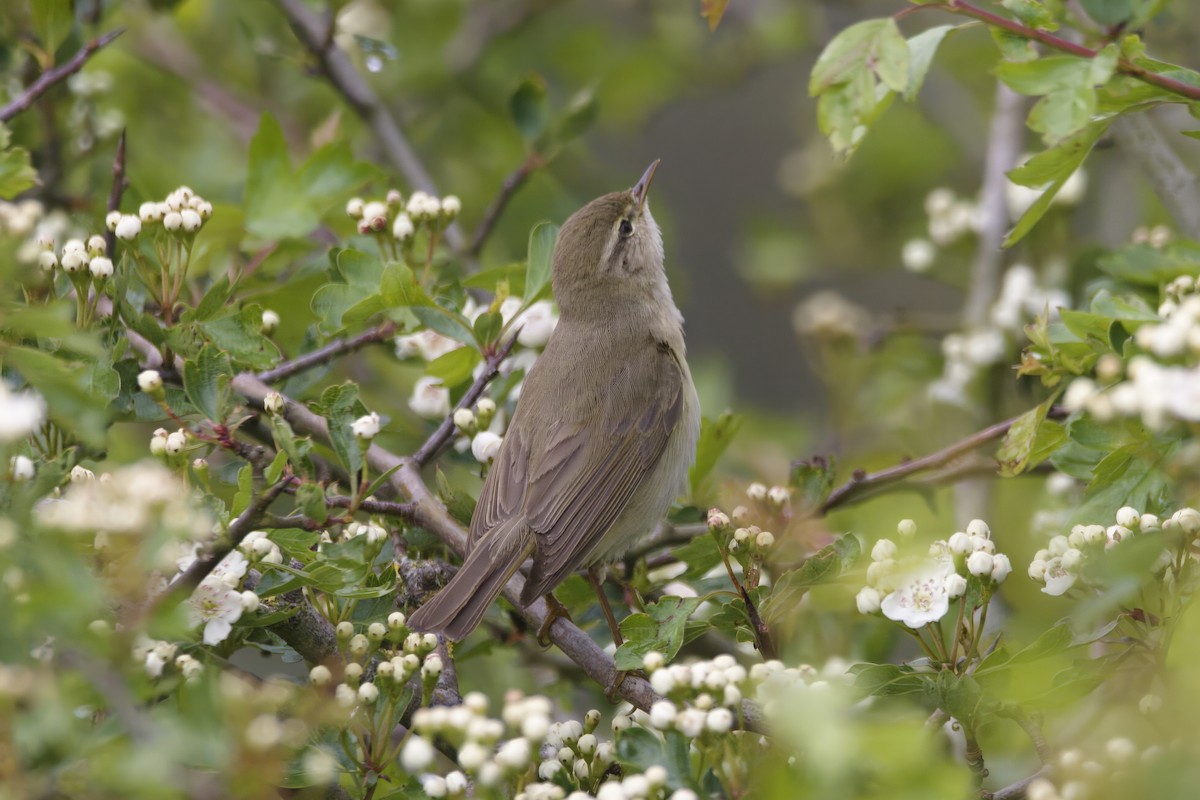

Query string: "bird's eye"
[[618, 218, 634, 237]]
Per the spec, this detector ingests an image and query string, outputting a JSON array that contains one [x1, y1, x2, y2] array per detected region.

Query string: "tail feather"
[[408, 521, 532, 641]]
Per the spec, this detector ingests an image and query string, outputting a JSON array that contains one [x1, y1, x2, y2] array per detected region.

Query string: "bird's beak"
[[632, 159, 660, 212]]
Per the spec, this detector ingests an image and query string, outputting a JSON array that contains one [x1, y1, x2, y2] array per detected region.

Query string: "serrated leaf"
[[1097, 241, 1200, 286], [614, 596, 704, 670], [991, 28, 1038, 62], [245, 114, 320, 240], [997, 398, 1064, 477], [182, 344, 230, 422], [295, 482, 327, 522], [1004, 120, 1109, 246], [319, 383, 368, 482], [762, 534, 861, 623], [1002, 0, 1058, 29], [0, 129, 39, 199], [1079, 0, 1135, 25], [810, 19, 909, 95]]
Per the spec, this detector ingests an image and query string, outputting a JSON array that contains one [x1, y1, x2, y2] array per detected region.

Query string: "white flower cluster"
[[38, 460, 212, 544], [990, 264, 1069, 334], [134, 637, 203, 681], [856, 519, 1011, 628], [185, 550, 256, 645], [706, 506, 777, 557], [0, 381, 46, 443], [1131, 224, 1172, 249], [744, 482, 791, 511], [315, 519, 388, 550], [396, 685, 704, 800], [1028, 505, 1189, 596], [149, 426, 190, 458], [32, 232, 115, 281], [0, 199, 46, 238], [1064, 356, 1200, 431], [346, 189, 459, 240], [1136, 288, 1200, 359], [924, 187, 983, 247], [107, 185, 212, 239], [396, 297, 559, 366], [1025, 737, 1158, 800]]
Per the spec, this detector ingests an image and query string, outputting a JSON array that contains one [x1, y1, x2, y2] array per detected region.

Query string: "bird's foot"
[[537, 593, 573, 646]]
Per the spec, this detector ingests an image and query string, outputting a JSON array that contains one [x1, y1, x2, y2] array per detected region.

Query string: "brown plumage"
[[408, 162, 701, 641]]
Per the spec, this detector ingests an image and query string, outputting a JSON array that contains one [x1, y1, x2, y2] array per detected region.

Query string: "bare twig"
[[996, 705, 1053, 765], [258, 321, 397, 384], [413, 335, 519, 467], [1112, 111, 1200, 239], [104, 129, 128, 258], [271, 0, 464, 251], [818, 407, 1066, 515], [467, 153, 544, 257], [0, 29, 125, 123]]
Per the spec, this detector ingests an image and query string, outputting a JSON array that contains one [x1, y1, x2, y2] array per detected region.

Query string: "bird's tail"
[[408, 519, 533, 641]]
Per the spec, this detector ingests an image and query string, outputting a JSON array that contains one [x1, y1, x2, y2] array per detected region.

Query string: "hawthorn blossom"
[[188, 579, 244, 645], [879, 557, 956, 628]]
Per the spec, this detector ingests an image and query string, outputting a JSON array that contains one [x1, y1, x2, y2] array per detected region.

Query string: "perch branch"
[[257, 321, 397, 384], [0, 29, 125, 123]]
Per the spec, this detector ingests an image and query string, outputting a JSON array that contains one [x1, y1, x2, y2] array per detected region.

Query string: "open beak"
[[632, 159, 660, 211]]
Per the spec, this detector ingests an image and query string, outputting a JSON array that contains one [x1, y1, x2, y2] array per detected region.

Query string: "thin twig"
[[413, 335, 519, 467], [0, 29, 126, 123], [271, 0, 464, 251], [258, 321, 397, 384], [932, 1, 1200, 101], [467, 153, 544, 257], [996, 705, 1053, 765], [818, 406, 1066, 514], [166, 478, 291, 596], [981, 768, 1050, 800], [103, 129, 128, 258]]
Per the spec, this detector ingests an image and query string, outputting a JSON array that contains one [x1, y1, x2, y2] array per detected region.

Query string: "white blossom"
[[115, 214, 141, 240], [471, 431, 503, 464], [351, 411, 381, 440], [187, 579, 244, 645], [901, 238, 936, 272], [879, 556, 955, 628], [0, 383, 46, 442], [515, 301, 559, 349], [409, 377, 451, 420]]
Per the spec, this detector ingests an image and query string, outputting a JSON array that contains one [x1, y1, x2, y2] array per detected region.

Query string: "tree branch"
[[0, 29, 126, 123], [981, 768, 1050, 800], [818, 406, 1066, 515], [413, 335, 519, 467], [257, 321, 397, 384], [271, 0, 464, 251], [936, 1, 1200, 102], [103, 129, 128, 258], [466, 153, 544, 257], [1112, 111, 1200, 239]]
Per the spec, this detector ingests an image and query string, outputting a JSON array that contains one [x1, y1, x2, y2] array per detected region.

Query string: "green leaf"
[[762, 533, 861, 623], [1027, 84, 1095, 143], [201, 306, 281, 370], [551, 90, 598, 146], [671, 534, 723, 582], [995, 56, 1091, 96], [523, 222, 559, 304], [318, 383, 369, 482], [997, 397, 1064, 477], [3, 346, 109, 447], [510, 75, 549, 142], [617, 728, 697, 792], [0, 124, 39, 199], [425, 346, 481, 388], [1073, 442, 1171, 525], [905, 25, 956, 100], [182, 344, 231, 422], [245, 114, 320, 240], [810, 19, 910, 95], [849, 662, 929, 696], [1004, 120, 1109, 246], [991, 28, 1038, 62], [31, 0, 74, 57], [614, 596, 704, 670], [295, 482, 328, 523], [1079, 0, 1135, 25], [1001, 0, 1058, 29], [688, 412, 741, 499], [296, 140, 378, 206], [472, 311, 503, 349], [1097, 240, 1200, 286], [789, 455, 836, 510]]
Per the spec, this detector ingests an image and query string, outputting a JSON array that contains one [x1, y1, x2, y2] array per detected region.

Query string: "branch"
[[413, 335, 519, 467], [937, 1, 1200, 101], [0, 29, 126, 123], [1112, 111, 1200, 239], [229, 370, 667, 712], [271, 0, 464, 251], [818, 406, 1066, 514], [257, 321, 397, 384], [103, 129, 128, 258], [166, 478, 291, 597], [981, 768, 1050, 800], [466, 153, 544, 257]]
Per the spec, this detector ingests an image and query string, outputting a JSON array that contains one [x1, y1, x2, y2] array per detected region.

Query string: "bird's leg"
[[586, 567, 624, 647], [536, 592, 573, 647]]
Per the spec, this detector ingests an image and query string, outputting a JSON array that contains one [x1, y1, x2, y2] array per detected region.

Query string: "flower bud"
[[766, 485, 790, 507], [966, 550, 994, 577], [707, 508, 730, 530], [351, 412, 381, 441], [746, 482, 767, 501], [367, 622, 387, 642], [165, 430, 187, 456], [453, 408, 476, 432], [309, 665, 332, 685], [89, 256, 113, 280], [346, 197, 364, 219], [163, 211, 183, 231], [441, 195, 461, 217], [392, 212, 415, 241], [335, 621, 354, 640], [87, 234, 107, 255], [387, 611, 406, 631], [37, 251, 58, 272], [115, 214, 141, 240], [897, 518, 917, 538], [70, 465, 96, 482], [260, 309, 280, 334], [471, 431, 503, 464], [263, 391, 285, 415], [106, 210, 122, 230]]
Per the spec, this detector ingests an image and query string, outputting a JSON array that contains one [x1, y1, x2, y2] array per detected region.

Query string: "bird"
[[408, 160, 701, 643]]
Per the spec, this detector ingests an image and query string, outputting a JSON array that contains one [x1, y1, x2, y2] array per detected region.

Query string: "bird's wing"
[[520, 339, 686, 602]]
